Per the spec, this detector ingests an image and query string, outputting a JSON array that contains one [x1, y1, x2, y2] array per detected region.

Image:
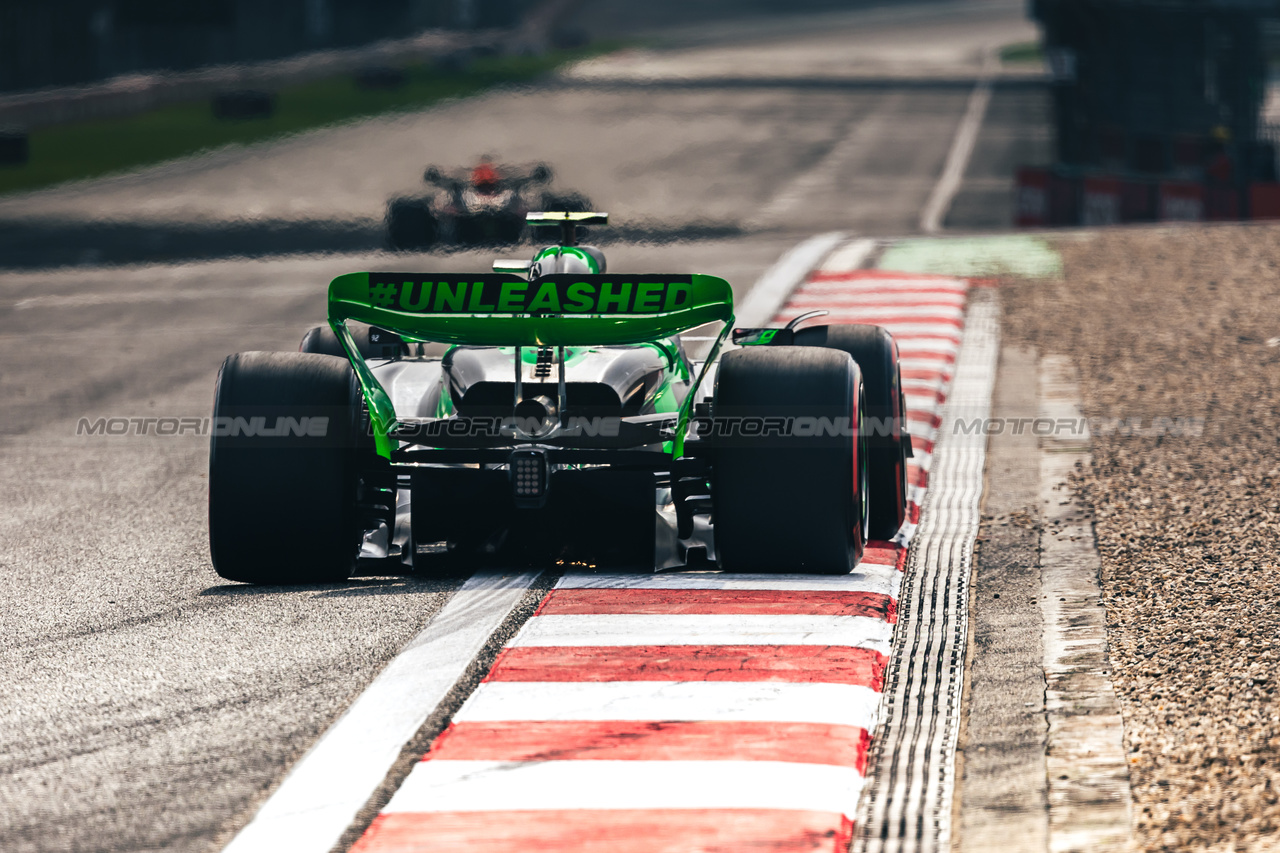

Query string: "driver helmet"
[[529, 245, 607, 277], [471, 158, 500, 191]]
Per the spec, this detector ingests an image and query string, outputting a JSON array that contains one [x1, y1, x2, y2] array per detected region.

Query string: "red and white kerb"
[[351, 268, 969, 853]]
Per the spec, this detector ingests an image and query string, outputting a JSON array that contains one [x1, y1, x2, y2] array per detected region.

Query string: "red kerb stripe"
[[535, 588, 893, 617], [352, 809, 855, 853], [424, 720, 871, 769], [486, 644, 887, 689], [864, 541, 908, 573]]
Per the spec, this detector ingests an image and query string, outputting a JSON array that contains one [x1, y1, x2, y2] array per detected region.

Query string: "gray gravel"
[[1002, 223, 1280, 852]]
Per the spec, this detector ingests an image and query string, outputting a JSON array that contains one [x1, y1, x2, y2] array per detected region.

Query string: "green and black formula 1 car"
[[208, 213, 911, 584]]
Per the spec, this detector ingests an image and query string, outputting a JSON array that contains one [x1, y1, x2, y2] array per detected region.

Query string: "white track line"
[[734, 232, 850, 327], [385, 759, 866, 815], [454, 681, 882, 727], [510, 613, 893, 651], [919, 74, 993, 233], [221, 570, 540, 853], [820, 238, 880, 273]]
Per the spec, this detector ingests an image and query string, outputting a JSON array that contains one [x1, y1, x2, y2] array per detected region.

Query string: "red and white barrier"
[[1081, 175, 1121, 225], [1015, 166, 1049, 227], [1158, 180, 1205, 221]]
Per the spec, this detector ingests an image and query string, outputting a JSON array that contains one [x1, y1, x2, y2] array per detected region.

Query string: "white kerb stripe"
[[819, 237, 878, 273], [905, 395, 947, 412], [219, 571, 540, 853], [556, 568, 902, 599], [892, 339, 962, 356], [906, 392, 946, 411], [795, 279, 968, 294], [904, 381, 949, 395], [781, 304, 966, 322], [907, 420, 939, 444], [511, 613, 892, 652], [786, 291, 968, 307], [804, 321, 963, 339], [905, 384, 945, 398], [454, 681, 881, 728], [899, 357, 956, 371], [384, 759, 866, 816]]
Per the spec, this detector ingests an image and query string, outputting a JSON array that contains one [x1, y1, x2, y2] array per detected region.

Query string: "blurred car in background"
[[385, 157, 593, 250]]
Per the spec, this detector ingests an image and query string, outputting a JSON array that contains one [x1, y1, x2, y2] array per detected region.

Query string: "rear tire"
[[386, 198, 437, 251], [299, 324, 346, 358], [539, 191, 592, 212], [711, 347, 867, 573], [794, 324, 908, 540], [299, 321, 399, 360], [208, 352, 365, 584]]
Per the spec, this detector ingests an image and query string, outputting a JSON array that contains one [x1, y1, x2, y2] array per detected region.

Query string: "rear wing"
[[526, 210, 608, 245], [526, 211, 608, 227], [328, 271, 735, 457], [328, 272, 733, 347]]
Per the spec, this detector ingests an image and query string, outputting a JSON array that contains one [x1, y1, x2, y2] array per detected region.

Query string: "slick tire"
[[208, 352, 363, 584], [299, 321, 386, 360], [539, 191, 592, 212], [712, 347, 868, 573], [386, 198, 437, 251], [795, 324, 908, 540]]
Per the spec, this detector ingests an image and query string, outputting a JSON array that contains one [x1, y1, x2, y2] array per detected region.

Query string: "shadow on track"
[[0, 217, 746, 271], [200, 576, 450, 598]]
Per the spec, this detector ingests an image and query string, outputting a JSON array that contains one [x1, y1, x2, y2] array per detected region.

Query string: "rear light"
[[509, 449, 549, 508]]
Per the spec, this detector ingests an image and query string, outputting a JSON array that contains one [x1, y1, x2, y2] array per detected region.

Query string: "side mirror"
[[423, 166, 443, 183], [531, 163, 552, 183]]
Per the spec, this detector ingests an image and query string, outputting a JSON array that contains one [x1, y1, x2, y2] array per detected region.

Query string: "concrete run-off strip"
[[1038, 355, 1132, 852], [957, 346, 1131, 851], [957, 342, 1049, 851]]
